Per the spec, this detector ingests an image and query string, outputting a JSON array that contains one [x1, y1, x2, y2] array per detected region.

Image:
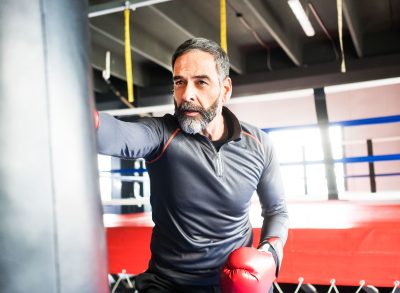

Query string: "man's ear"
[[222, 77, 232, 104]]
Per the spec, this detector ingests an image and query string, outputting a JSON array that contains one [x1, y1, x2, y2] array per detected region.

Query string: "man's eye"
[[197, 80, 208, 86], [174, 80, 183, 86]]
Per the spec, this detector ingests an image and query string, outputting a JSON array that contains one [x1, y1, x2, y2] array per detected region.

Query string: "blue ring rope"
[[102, 114, 400, 174], [103, 154, 400, 174], [279, 153, 400, 166], [100, 168, 147, 174], [263, 114, 400, 132], [345, 172, 400, 178]]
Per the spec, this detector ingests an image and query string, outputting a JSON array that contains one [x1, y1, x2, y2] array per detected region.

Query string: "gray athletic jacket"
[[97, 107, 289, 286]]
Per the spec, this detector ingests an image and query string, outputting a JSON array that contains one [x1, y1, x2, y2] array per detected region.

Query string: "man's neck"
[[201, 114, 227, 141]]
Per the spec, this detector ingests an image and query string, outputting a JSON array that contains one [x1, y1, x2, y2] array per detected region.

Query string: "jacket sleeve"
[[96, 112, 163, 160], [256, 132, 289, 250]]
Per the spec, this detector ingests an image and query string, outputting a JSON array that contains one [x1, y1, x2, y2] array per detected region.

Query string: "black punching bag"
[[0, 0, 109, 292]]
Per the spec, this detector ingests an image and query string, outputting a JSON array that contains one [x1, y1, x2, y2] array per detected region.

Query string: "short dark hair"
[[171, 38, 230, 79]]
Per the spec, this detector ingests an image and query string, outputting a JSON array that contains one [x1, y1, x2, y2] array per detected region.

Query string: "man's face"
[[174, 96, 221, 135], [173, 50, 231, 134]]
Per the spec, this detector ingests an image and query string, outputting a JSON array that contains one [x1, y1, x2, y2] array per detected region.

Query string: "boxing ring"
[[104, 198, 400, 289]]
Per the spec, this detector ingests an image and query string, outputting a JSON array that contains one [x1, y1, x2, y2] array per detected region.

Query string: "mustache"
[[178, 102, 204, 113]]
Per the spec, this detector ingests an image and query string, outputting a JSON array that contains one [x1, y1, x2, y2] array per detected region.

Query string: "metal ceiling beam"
[[343, 0, 364, 58], [90, 14, 172, 70], [231, 53, 400, 97], [151, 2, 245, 74], [88, 0, 172, 18], [242, 0, 302, 66], [97, 53, 400, 111]]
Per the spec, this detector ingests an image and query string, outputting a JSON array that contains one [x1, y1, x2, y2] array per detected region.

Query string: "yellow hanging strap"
[[337, 0, 346, 73], [124, 6, 134, 103], [220, 0, 227, 53]]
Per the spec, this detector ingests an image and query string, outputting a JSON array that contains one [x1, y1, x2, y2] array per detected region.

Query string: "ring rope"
[[342, 136, 400, 146], [279, 153, 400, 166], [273, 282, 284, 293], [293, 277, 304, 293], [355, 280, 366, 293], [327, 279, 340, 293], [392, 280, 400, 293], [264, 114, 400, 133], [100, 174, 148, 182], [102, 198, 150, 206], [345, 172, 400, 179], [104, 153, 400, 173]]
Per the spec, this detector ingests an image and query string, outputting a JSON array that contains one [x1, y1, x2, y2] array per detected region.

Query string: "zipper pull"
[[216, 152, 223, 177]]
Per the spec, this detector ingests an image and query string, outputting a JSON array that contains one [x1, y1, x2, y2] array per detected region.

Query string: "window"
[[269, 126, 345, 198]]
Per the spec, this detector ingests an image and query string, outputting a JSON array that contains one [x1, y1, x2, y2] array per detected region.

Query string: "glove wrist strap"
[[258, 240, 280, 277]]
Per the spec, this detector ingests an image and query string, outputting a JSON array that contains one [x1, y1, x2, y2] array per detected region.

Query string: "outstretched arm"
[[96, 112, 162, 160]]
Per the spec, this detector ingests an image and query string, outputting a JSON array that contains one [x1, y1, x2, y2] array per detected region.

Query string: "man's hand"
[[220, 247, 276, 293]]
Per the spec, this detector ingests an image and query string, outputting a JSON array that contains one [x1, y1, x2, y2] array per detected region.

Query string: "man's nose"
[[182, 83, 196, 102]]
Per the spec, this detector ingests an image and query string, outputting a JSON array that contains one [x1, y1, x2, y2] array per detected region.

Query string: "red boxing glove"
[[220, 247, 276, 293], [93, 109, 99, 129]]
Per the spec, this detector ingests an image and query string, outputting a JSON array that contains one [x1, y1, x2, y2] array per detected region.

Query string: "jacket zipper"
[[215, 152, 223, 177], [201, 136, 224, 177]]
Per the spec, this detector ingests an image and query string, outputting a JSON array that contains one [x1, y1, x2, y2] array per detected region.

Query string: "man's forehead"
[[173, 74, 211, 80], [174, 51, 216, 67], [173, 51, 219, 77]]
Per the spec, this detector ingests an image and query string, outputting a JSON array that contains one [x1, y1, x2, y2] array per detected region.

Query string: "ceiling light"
[[288, 0, 315, 37]]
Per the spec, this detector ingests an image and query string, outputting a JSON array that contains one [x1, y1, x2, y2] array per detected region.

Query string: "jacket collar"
[[222, 106, 242, 142]]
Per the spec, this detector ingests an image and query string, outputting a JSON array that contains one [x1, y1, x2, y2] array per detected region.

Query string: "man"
[[97, 38, 289, 293]]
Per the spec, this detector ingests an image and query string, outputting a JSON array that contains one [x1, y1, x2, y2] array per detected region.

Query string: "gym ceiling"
[[89, 0, 400, 110]]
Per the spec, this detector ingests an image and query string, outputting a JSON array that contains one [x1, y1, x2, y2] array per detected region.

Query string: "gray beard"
[[175, 98, 221, 134]]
